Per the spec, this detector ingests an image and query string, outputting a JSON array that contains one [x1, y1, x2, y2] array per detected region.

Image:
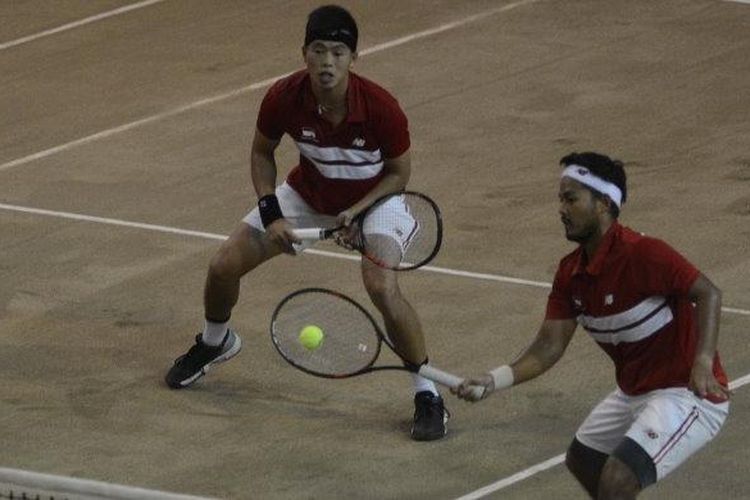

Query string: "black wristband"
[[258, 194, 283, 228]]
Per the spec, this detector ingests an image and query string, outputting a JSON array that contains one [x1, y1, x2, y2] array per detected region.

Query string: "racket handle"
[[417, 365, 462, 387], [418, 365, 486, 400], [292, 228, 325, 240]]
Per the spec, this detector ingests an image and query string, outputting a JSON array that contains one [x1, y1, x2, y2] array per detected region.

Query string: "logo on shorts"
[[352, 137, 366, 147], [646, 430, 659, 439], [301, 127, 317, 142]]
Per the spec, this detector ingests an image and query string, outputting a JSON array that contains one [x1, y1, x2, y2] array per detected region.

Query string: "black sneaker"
[[411, 391, 449, 441], [165, 330, 242, 389]]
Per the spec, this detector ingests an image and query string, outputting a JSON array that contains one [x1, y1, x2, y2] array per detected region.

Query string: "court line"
[[2, 201, 749, 316], [0, 0, 167, 52], [455, 373, 750, 500], [725, 0, 750, 4], [0, 0, 540, 172]]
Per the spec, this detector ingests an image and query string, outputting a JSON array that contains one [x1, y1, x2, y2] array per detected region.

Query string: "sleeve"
[[256, 82, 286, 141], [545, 264, 577, 320], [374, 97, 410, 159], [633, 237, 700, 296]]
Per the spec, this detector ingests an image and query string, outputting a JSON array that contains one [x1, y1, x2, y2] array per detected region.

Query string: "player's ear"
[[596, 196, 613, 216], [349, 51, 357, 69]]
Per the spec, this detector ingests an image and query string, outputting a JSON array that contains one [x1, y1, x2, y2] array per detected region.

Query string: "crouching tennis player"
[[454, 152, 730, 499]]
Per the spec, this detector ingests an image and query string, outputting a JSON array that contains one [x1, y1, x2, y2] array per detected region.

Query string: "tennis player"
[[165, 5, 448, 441], [454, 152, 730, 497]]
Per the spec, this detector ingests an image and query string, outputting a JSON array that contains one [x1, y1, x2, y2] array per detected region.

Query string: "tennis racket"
[[291, 191, 442, 271], [270, 287, 484, 398]]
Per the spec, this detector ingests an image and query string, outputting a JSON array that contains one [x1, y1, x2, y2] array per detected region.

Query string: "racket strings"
[[361, 193, 441, 270], [271, 291, 380, 377]]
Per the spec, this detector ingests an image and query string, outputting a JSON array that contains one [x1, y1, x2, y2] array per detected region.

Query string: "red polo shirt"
[[546, 222, 727, 397], [256, 70, 410, 215]]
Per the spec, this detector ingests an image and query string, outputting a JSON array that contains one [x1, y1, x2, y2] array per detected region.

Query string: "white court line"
[[0, 0, 167, 51], [729, 373, 750, 390], [2, 201, 749, 316], [725, 0, 750, 4], [456, 455, 566, 500], [0, 0, 540, 172], [0, 74, 291, 172], [723, 307, 750, 316], [456, 373, 750, 500]]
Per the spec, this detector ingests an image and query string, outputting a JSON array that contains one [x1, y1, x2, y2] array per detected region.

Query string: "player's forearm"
[[251, 151, 279, 197], [510, 336, 565, 384], [691, 275, 723, 365]]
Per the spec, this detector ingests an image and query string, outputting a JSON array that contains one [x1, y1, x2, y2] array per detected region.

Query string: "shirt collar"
[[301, 71, 365, 123], [572, 221, 622, 276]]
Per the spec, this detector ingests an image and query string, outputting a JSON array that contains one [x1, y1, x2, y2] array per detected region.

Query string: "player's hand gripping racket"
[[270, 287, 484, 398], [291, 191, 442, 271]]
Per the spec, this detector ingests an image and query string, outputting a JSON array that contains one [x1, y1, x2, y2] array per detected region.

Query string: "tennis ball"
[[299, 325, 324, 350]]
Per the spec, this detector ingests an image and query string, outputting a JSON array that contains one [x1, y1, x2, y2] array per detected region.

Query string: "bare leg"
[[165, 223, 284, 388], [361, 258, 426, 364], [204, 223, 283, 321]]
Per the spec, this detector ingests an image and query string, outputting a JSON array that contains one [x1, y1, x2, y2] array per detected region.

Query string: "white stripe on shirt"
[[578, 296, 674, 345], [295, 141, 384, 180]]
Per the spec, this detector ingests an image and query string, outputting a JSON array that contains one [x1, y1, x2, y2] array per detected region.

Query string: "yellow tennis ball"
[[299, 325, 324, 350]]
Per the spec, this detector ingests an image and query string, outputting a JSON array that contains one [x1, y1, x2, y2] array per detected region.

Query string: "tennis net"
[[0, 467, 213, 500]]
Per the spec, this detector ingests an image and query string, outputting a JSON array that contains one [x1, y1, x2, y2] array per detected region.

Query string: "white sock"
[[411, 373, 439, 396], [202, 319, 229, 346]]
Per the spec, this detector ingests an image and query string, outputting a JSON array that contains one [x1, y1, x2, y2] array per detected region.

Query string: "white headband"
[[561, 164, 623, 208]]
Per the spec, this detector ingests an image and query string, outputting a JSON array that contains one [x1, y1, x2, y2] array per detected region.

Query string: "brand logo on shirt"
[[573, 298, 583, 309], [604, 294, 614, 305], [301, 127, 317, 142], [352, 137, 366, 147]]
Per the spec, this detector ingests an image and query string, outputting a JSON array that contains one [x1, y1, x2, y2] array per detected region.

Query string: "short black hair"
[[305, 5, 358, 52], [560, 151, 627, 218]]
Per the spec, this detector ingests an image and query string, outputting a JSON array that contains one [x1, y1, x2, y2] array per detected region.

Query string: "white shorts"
[[243, 182, 417, 255], [243, 182, 336, 253], [575, 387, 729, 482]]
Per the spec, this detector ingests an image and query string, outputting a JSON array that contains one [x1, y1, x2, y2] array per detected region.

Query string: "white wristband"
[[489, 365, 514, 391]]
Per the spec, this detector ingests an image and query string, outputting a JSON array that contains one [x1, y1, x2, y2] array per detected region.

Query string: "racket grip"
[[417, 364, 463, 388], [418, 365, 487, 400], [292, 228, 324, 240]]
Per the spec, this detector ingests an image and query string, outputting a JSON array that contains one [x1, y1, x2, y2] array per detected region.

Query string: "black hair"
[[305, 5, 358, 52], [560, 151, 627, 218]]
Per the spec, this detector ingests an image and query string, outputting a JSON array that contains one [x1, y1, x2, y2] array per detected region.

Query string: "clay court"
[[1, 1, 749, 498]]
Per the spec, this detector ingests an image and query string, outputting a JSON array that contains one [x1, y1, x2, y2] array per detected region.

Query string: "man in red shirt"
[[454, 152, 730, 497], [165, 5, 448, 441]]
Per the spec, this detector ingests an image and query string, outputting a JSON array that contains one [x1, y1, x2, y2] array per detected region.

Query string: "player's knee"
[[208, 246, 243, 281]]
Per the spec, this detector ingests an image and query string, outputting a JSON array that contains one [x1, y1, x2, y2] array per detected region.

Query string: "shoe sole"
[[173, 334, 243, 388]]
